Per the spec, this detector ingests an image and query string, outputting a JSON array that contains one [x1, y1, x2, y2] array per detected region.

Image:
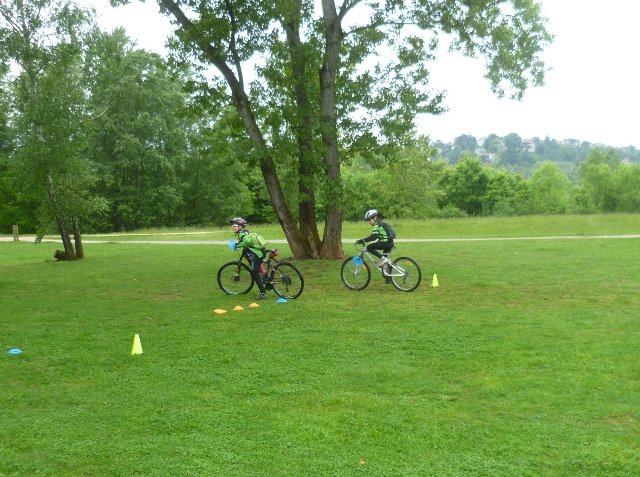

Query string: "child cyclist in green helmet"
[[229, 217, 269, 299], [356, 209, 395, 267]]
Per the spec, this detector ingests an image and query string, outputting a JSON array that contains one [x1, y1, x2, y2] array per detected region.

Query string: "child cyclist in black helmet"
[[229, 217, 268, 299], [357, 209, 395, 268]]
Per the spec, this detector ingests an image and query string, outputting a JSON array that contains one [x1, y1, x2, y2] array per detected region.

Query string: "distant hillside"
[[432, 133, 640, 179]]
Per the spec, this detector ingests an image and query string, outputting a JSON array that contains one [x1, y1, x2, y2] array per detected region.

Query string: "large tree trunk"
[[283, 16, 322, 259], [319, 0, 345, 259], [161, 0, 343, 259], [160, 0, 316, 258], [47, 174, 76, 260], [72, 216, 84, 259]]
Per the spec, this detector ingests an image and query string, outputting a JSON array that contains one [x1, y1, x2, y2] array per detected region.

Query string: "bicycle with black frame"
[[217, 243, 304, 299]]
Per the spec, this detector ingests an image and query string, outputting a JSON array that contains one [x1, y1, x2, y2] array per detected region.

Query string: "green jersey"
[[237, 229, 267, 256], [362, 220, 395, 242]]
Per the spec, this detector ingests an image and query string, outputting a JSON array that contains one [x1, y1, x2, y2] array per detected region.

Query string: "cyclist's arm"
[[236, 232, 251, 249], [237, 233, 265, 258], [359, 233, 377, 243]]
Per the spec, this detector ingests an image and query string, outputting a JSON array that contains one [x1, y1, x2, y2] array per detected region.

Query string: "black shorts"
[[366, 241, 394, 255]]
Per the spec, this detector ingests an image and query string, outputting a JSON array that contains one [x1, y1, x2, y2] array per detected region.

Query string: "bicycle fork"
[[352, 255, 365, 275]]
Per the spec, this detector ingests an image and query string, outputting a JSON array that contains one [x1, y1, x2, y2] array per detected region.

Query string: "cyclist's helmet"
[[229, 217, 247, 228], [364, 209, 378, 221]]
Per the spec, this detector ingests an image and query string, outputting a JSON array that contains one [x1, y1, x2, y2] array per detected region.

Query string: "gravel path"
[[3, 234, 640, 244]]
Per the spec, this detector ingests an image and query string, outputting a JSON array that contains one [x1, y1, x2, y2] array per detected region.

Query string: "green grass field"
[[1, 215, 639, 476]]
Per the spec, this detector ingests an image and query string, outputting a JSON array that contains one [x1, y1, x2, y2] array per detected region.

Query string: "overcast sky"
[[88, 0, 640, 148]]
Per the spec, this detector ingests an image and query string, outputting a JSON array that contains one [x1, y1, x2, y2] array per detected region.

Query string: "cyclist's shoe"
[[383, 263, 392, 284], [256, 293, 268, 300], [376, 256, 389, 270]]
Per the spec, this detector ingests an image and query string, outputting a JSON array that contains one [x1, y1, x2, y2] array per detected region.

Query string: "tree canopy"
[[0, 0, 98, 258], [111, 0, 551, 258], [3, 2, 639, 246]]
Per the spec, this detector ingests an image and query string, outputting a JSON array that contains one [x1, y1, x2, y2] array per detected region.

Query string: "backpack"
[[380, 221, 396, 240], [247, 231, 267, 249]]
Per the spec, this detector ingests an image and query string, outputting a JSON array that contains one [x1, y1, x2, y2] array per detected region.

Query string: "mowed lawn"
[[1, 215, 639, 476]]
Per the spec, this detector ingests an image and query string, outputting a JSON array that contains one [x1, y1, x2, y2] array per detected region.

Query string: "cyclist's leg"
[[244, 250, 267, 294], [368, 241, 395, 259], [380, 242, 394, 279], [366, 242, 385, 258], [381, 242, 394, 256]]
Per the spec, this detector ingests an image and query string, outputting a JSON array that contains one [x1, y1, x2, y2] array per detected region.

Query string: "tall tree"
[[439, 155, 490, 215], [451, 134, 478, 163], [501, 132, 524, 165], [180, 108, 257, 226], [342, 139, 443, 220], [84, 29, 191, 231], [483, 134, 502, 154], [577, 148, 621, 212], [113, 0, 550, 258], [483, 168, 530, 216], [613, 164, 640, 213], [372, 141, 444, 219], [529, 161, 573, 214], [0, 0, 99, 259], [0, 65, 19, 229]]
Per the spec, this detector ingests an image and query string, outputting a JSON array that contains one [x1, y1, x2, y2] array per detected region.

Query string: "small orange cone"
[[233, 305, 244, 311], [213, 309, 228, 315], [248, 303, 260, 308], [131, 334, 143, 355]]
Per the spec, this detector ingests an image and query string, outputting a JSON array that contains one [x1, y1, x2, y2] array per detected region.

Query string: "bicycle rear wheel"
[[217, 261, 254, 295], [271, 262, 304, 299], [389, 256, 421, 292], [340, 256, 371, 290]]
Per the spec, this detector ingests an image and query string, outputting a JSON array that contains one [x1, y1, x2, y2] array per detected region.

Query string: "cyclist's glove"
[[356, 239, 365, 244]]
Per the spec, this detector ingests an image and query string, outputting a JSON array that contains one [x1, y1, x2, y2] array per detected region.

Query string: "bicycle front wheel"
[[271, 262, 304, 299], [217, 261, 254, 295], [390, 257, 421, 292], [340, 256, 371, 291]]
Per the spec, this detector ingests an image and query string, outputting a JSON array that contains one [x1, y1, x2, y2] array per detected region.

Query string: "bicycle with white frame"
[[340, 242, 421, 292]]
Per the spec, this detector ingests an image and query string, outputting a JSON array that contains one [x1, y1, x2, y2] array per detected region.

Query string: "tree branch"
[[157, 0, 245, 104], [344, 20, 413, 38], [223, 0, 244, 89], [338, 0, 364, 21]]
